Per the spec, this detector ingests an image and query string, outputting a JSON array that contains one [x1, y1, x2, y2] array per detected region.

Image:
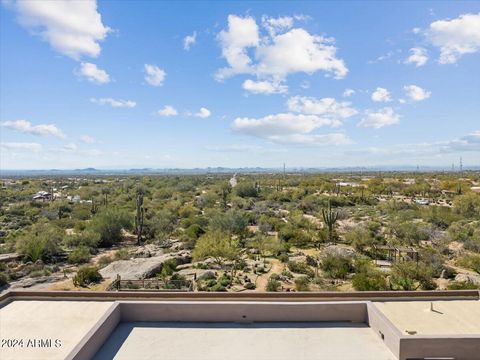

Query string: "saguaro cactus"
[[322, 200, 339, 243], [135, 194, 145, 245], [90, 199, 98, 215]]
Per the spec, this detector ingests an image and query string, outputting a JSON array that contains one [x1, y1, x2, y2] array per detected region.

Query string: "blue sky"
[[0, 0, 479, 170]]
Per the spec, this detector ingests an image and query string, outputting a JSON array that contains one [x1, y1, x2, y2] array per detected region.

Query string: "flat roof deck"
[[374, 300, 480, 335], [93, 321, 396, 360], [0, 300, 114, 360]]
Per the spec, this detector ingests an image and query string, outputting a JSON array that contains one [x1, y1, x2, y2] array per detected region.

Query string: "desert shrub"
[[209, 210, 247, 235], [90, 210, 131, 247], [288, 261, 314, 278], [457, 254, 480, 274], [423, 206, 458, 229], [389, 261, 435, 290], [294, 276, 310, 291], [114, 248, 130, 260], [320, 254, 353, 279], [279, 225, 311, 247], [158, 258, 177, 279], [73, 266, 102, 287], [165, 274, 190, 290], [235, 183, 258, 198], [277, 253, 289, 263], [185, 224, 205, 240], [97, 255, 113, 268], [453, 193, 480, 218], [345, 227, 379, 253], [266, 276, 281, 292], [68, 246, 91, 264], [0, 272, 8, 286], [192, 232, 239, 266], [389, 220, 431, 245], [16, 222, 63, 263], [352, 261, 388, 291], [447, 281, 478, 290], [64, 231, 100, 250]]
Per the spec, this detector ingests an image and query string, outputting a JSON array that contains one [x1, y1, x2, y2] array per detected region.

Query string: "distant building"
[[32, 191, 52, 201]]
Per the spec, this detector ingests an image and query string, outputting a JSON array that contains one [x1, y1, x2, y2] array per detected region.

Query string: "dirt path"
[[255, 259, 284, 291]]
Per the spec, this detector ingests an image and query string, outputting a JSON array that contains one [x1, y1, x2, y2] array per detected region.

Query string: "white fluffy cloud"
[[404, 47, 429, 67], [183, 31, 197, 50], [217, 15, 260, 79], [144, 64, 166, 86], [403, 85, 431, 102], [371, 87, 392, 102], [1, 119, 66, 138], [232, 113, 338, 139], [76, 62, 110, 84], [232, 93, 356, 145], [195, 107, 211, 118], [90, 97, 136, 108], [80, 135, 95, 144], [242, 79, 287, 94], [11, 0, 110, 59], [216, 15, 347, 90], [158, 105, 178, 117], [426, 13, 480, 64], [261, 15, 294, 36], [287, 96, 357, 120], [358, 108, 400, 129], [1, 142, 43, 152], [343, 88, 355, 97]]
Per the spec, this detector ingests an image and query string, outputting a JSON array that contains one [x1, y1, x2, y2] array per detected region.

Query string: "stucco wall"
[[119, 301, 368, 323]]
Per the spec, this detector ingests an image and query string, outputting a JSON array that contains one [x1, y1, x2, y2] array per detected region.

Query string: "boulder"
[[100, 250, 191, 279], [455, 273, 480, 285], [321, 245, 357, 258], [177, 269, 216, 280], [133, 244, 163, 258]]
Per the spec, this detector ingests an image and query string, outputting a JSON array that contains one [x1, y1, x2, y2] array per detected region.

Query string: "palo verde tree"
[[322, 200, 339, 243]]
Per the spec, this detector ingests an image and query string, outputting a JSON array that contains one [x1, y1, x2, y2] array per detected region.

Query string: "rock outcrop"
[[100, 250, 191, 279]]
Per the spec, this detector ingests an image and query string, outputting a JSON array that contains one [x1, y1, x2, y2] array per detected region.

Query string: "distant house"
[[32, 191, 52, 201], [72, 195, 81, 203], [414, 199, 430, 205]]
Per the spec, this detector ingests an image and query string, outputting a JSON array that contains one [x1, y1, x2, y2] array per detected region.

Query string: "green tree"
[[209, 210, 247, 236], [454, 193, 480, 218], [68, 246, 91, 264], [352, 260, 388, 291], [193, 232, 239, 267], [235, 182, 258, 198], [90, 210, 131, 247], [16, 222, 63, 262], [389, 261, 435, 290], [320, 253, 353, 279], [73, 266, 102, 287]]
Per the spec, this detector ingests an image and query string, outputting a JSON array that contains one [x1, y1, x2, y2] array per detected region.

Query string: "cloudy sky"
[[0, 1, 479, 169]]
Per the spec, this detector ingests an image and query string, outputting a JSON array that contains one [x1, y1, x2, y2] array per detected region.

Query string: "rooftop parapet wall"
[[1, 289, 479, 307], [119, 300, 368, 323]]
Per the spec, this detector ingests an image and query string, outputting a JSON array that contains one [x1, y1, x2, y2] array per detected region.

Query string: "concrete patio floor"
[[93, 321, 397, 360]]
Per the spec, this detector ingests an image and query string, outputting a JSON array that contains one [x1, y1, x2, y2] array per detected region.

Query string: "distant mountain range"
[[1, 165, 479, 177]]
